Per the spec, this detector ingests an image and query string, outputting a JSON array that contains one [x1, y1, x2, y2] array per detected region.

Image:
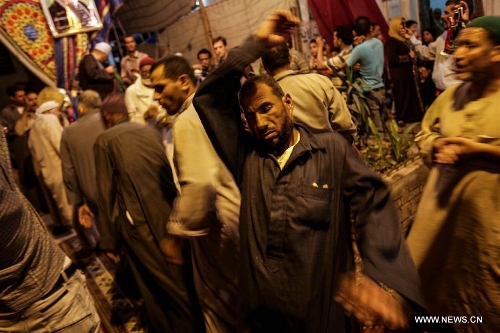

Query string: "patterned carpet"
[[54, 230, 147, 333]]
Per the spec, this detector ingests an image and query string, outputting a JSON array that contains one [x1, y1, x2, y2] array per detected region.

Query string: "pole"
[[290, 6, 302, 53], [199, 0, 215, 65]]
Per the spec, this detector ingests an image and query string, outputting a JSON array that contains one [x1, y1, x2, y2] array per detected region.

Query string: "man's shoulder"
[[33, 114, 60, 131], [176, 103, 202, 126], [0, 105, 14, 116], [125, 80, 139, 94], [64, 112, 104, 133], [80, 54, 94, 65], [95, 123, 134, 145], [283, 71, 332, 88], [279, 70, 328, 82], [120, 55, 130, 64], [298, 126, 349, 152]]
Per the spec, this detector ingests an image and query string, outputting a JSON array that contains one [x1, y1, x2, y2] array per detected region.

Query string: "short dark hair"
[[261, 44, 290, 71], [352, 16, 372, 37], [240, 75, 284, 106], [418, 60, 434, 71], [335, 25, 354, 46], [309, 39, 317, 45], [212, 36, 227, 46], [6, 84, 25, 97], [150, 55, 197, 86], [423, 28, 437, 39], [405, 20, 417, 28], [197, 48, 212, 59], [370, 22, 380, 28]]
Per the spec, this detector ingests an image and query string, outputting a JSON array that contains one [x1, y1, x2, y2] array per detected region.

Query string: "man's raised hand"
[[255, 10, 300, 48]]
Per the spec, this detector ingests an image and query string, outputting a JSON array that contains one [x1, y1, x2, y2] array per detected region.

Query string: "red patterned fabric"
[[307, 0, 389, 44]]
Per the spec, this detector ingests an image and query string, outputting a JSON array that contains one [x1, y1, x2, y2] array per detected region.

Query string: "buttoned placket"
[[263, 137, 315, 271]]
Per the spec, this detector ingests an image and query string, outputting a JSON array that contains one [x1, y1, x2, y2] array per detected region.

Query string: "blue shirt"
[[346, 38, 384, 90]]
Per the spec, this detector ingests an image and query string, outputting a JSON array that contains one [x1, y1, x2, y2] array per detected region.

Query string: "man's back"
[[274, 70, 356, 138], [0, 133, 65, 313], [78, 55, 114, 100], [347, 38, 384, 89], [94, 120, 204, 332], [94, 121, 176, 238], [61, 111, 105, 212]]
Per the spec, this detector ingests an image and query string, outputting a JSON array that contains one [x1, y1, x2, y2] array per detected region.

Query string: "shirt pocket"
[[295, 184, 333, 230]]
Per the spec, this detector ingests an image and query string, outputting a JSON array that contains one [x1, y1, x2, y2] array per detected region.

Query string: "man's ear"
[[178, 74, 192, 90], [283, 93, 293, 115], [491, 45, 500, 63]]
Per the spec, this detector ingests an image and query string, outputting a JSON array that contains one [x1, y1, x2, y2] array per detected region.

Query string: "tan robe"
[[28, 114, 73, 226], [408, 83, 500, 332], [168, 95, 240, 333]]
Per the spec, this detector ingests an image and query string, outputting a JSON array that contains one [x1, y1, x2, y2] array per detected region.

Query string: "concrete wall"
[[383, 158, 430, 237]]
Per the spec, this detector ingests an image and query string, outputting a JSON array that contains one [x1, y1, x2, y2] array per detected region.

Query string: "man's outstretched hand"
[[255, 10, 300, 48], [335, 272, 409, 330]]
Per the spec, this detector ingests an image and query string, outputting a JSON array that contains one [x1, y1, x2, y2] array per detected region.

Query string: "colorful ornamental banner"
[[40, 0, 103, 39], [0, 0, 88, 90]]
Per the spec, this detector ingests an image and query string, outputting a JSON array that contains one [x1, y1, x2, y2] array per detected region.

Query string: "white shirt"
[[410, 33, 461, 91]]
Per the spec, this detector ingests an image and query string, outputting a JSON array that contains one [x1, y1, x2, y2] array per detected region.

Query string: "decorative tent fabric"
[[307, 0, 389, 43], [0, 0, 88, 92], [0, 0, 58, 85], [115, 0, 195, 34]]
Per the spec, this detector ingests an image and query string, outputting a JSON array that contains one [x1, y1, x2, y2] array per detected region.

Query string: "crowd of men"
[[1, 2, 500, 332]]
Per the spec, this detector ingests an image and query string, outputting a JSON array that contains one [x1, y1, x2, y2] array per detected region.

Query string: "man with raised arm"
[[193, 10, 426, 332]]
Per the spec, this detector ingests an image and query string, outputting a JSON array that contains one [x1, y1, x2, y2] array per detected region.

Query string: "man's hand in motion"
[[335, 272, 409, 330], [255, 10, 300, 48]]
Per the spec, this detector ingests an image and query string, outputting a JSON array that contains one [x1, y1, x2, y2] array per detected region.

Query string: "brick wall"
[[382, 158, 430, 237]]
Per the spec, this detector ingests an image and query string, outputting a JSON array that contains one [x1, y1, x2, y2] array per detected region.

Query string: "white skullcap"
[[94, 42, 112, 55], [36, 101, 60, 115]]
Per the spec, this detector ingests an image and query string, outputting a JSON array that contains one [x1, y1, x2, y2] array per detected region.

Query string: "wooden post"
[[290, 6, 303, 53], [199, 0, 216, 65]]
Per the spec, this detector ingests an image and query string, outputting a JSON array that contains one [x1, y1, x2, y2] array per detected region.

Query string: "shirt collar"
[[257, 124, 324, 160], [274, 69, 296, 81], [178, 93, 195, 115], [339, 45, 353, 56], [128, 50, 139, 59], [294, 124, 324, 151]]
